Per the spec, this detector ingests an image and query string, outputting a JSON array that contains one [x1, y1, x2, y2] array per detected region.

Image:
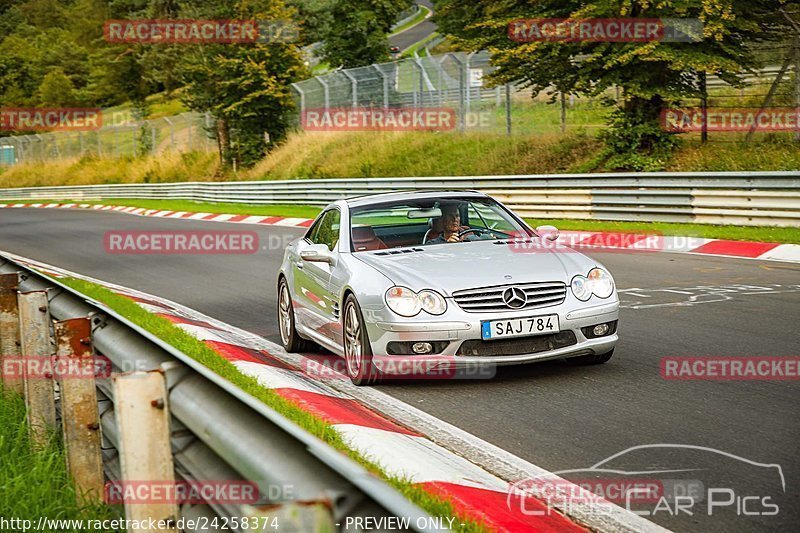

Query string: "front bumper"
[[363, 299, 619, 375]]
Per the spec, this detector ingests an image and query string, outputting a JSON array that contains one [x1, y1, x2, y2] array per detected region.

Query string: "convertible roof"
[[345, 189, 488, 208]]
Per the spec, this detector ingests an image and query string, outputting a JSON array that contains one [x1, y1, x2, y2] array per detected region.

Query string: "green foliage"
[[37, 68, 79, 106], [320, 0, 412, 68], [433, 0, 795, 169]]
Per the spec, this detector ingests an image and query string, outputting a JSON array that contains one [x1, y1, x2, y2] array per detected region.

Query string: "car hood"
[[354, 239, 597, 295]]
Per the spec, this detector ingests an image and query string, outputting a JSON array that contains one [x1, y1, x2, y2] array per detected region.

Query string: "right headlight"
[[571, 268, 614, 301], [385, 287, 448, 316]]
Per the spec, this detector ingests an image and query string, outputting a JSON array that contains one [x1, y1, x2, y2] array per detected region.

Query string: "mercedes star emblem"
[[502, 286, 527, 309]]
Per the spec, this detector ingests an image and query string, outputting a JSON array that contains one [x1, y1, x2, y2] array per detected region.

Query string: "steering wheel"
[[455, 228, 496, 241]]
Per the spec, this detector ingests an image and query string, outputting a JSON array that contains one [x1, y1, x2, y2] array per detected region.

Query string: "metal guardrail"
[[1, 171, 799, 226], [0, 253, 437, 532]]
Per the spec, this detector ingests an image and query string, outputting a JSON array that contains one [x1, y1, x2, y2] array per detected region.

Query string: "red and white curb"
[[0, 202, 315, 229], [3, 250, 668, 533], [554, 230, 800, 263], [3, 202, 797, 263]]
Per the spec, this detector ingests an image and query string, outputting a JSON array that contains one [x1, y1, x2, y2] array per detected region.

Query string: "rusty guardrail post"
[[0, 272, 23, 394], [55, 317, 104, 503], [113, 370, 178, 533], [18, 290, 57, 449]]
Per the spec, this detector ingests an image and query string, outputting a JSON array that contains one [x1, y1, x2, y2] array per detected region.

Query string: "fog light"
[[593, 323, 610, 336], [412, 342, 433, 354]]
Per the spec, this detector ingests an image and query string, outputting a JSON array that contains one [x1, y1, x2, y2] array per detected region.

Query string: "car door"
[[293, 208, 341, 340]]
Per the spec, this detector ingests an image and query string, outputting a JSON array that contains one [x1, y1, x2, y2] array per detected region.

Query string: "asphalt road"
[[389, 1, 437, 52], [2, 208, 798, 532]]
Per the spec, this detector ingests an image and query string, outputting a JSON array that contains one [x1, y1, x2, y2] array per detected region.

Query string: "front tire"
[[277, 278, 312, 353], [564, 348, 615, 365], [343, 295, 380, 386]]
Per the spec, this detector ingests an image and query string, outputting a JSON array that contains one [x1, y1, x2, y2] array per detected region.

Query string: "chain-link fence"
[[292, 46, 800, 140], [0, 112, 215, 166], [2, 46, 797, 167]]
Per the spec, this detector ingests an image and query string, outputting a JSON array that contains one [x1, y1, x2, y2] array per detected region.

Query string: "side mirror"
[[536, 225, 560, 242], [300, 243, 336, 264]]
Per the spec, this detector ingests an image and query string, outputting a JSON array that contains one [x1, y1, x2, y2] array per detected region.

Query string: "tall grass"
[[249, 130, 603, 179], [0, 387, 120, 531]]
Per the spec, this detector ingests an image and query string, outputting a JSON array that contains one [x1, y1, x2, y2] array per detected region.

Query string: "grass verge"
[[524, 219, 800, 245], [0, 386, 120, 531], [10, 199, 798, 244], [56, 277, 489, 532]]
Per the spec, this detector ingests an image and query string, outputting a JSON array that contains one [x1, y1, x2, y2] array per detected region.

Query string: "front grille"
[[457, 331, 577, 357], [452, 281, 566, 313]]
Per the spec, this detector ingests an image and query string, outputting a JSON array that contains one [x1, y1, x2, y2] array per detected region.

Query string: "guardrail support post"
[[0, 273, 23, 394], [113, 370, 178, 533], [18, 290, 57, 449], [56, 317, 104, 503]]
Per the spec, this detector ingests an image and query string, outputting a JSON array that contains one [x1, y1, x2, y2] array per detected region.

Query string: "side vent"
[[373, 247, 424, 256]]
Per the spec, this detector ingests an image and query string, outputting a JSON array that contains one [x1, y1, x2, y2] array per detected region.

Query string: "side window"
[[307, 209, 340, 251]]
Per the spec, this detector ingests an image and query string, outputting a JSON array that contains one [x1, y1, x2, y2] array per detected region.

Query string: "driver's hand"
[[446, 233, 460, 243]]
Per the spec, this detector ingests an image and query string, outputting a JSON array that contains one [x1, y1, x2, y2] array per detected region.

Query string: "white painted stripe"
[[208, 214, 236, 222], [757, 243, 800, 262], [273, 217, 306, 226], [72, 204, 85, 208], [12, 203, 26, 207], [30, 203, 43, 207], [112, 206, 127, 211], [233, 361, 351, 399], [101, 205, 114, 211], [240, 215, 271, 224], [151, 210, 173, 217], [167, 211, 188, 218], [187, 212, 213, 220], [334, 424, 507, 489], [44, 203, 59, 208], [130, 208, 146, 214]]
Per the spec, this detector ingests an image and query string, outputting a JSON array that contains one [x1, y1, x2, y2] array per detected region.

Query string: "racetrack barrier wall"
[[1, 171, 799, 226]]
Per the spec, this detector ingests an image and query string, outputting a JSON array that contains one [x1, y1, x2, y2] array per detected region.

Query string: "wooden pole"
[[18, 291, 56, 449], [113, 371, 178, 533], [56, 318, 104, 503], [0, 273, 23, 394]]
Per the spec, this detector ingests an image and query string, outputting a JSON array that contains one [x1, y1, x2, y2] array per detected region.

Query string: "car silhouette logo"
[[502, 286, 527, 309]]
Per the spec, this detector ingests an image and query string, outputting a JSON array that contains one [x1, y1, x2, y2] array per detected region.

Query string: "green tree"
[[320, 0, 412, 68], [176, 0, 310, 168], [434, 0, 795, 170], [37, 68, 78, 106]]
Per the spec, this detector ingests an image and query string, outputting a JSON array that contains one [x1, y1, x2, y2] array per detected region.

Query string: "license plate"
[[481, 314, 560, 340]]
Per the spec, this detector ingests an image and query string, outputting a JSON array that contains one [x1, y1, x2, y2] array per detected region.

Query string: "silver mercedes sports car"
[[277, 190, 619, 385]]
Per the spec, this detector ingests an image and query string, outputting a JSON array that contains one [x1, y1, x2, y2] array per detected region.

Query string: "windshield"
[[349, 197, 531, 252]]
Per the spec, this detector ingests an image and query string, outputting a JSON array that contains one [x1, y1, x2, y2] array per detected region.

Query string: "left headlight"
[[418, 290, 447, 315], [385, 287, 447, 316], [571, 268, 614, 301]]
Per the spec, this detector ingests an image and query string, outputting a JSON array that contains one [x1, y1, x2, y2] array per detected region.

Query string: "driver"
[[428, 203, 471, 243]]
